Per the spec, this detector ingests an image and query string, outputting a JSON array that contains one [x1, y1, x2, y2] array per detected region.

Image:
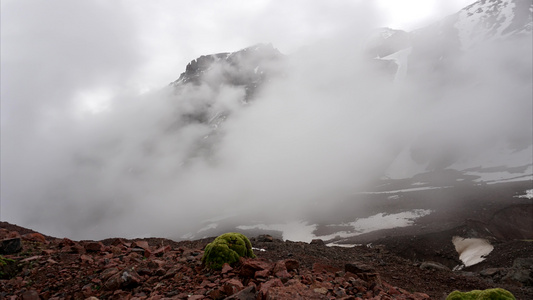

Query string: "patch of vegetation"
[[446, 288, 516, 300], [202, 232, 256, 270], [0, 255, 19, 279]]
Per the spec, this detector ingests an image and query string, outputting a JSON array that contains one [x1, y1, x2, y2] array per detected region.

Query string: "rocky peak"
[[170, 43, 284, 101]]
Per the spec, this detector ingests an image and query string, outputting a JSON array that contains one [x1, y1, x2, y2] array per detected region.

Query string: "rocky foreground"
[[1, 222, 532, 300]]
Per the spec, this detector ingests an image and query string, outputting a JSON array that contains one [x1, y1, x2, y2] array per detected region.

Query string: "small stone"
[[360, 273, 382, 288], [132, 241, 150, 251], [85, 242, 105, 252], [152, 245, 171, 257], [313, 262, 341, 274], [313, 287, 328, 295], [284, 259, 300, 271], [239, 259, 272, 278], [20, 255, 42, 262], [259, 278, 284, 294], [59, 238, 75, 247], [72, 243, 86, 254], [275, 270, 291, 282], [221, 263, 233, 274], [21, 289, 40, 300], [310, 239, 325, 246], [256, 234, 274, 242], [419, 261, 450, 271], [255, 268, 270, 278], [345, 262, 375, 274], [207, 288, 224, 300], [100, 267, 120, 281], [80, 254, 94, 264], [223, 278, 244, 296], [225, 285, 256, 300], [147, 259, 164, 269], [480, 268, 501, 277], [22, 233, 47, 243]]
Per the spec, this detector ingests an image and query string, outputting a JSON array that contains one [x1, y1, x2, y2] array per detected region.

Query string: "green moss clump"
[[202, 232, 256, 270], [0, 255, 18, 279], [446, 288, 516, 300]]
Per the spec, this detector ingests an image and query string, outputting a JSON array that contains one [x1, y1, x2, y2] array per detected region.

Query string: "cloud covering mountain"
[[1, 0, 531, 240]]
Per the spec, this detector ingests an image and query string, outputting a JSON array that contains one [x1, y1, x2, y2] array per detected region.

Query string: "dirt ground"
[[1, 180, 532, 299]]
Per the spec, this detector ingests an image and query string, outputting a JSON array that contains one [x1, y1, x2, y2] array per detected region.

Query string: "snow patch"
[[237, 221, 317, 242], [455, 0, 517, 50], [197, 223, 218, 233], [379, 47, 412, 83], [237, 210, 432, 244], [516, 189, 533, 199], [453, 236, 493, 268], [359, 186, 451, 195]]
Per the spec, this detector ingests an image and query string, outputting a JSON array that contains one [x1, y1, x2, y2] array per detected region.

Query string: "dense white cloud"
[[4, 0, 521, 240]]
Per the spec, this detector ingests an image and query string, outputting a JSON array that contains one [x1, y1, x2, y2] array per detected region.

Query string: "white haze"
[[1, 0, 530, 240]]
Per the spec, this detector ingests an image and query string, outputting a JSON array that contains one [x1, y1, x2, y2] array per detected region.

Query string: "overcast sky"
[[2, 0, 476, 97], [2, 0, 487, 238]]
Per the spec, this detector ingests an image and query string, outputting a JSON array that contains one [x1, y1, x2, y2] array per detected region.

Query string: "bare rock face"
[[0, 238, 21, 255], [170, 43, 284, 102], [345, 261, 375, 274]]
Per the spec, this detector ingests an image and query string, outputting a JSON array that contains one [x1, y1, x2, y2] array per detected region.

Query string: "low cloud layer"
[[1, 0, 531, 240]]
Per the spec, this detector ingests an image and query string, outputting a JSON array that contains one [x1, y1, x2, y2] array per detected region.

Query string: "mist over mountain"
[[2, 0, 531, 240]]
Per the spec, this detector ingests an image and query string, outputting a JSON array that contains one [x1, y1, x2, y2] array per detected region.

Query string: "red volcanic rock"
[[147, 259, 164, 269], [152, 245, 171, 257], [22, 233, 47, 243], [225, 285, 256, 299], [103, 268, 142, 290], [0, 228, 10, 239], [239, 259, 272, 278], [1, 214, 532, 300], [84, 241, 105, 252], [132, 240, 150, 250], [7, 231, 21, 239], [312, 262, 341, 274], [265, 280, 327, 300], [274, 269, 292, 282], [345, 261, 375, 274], [100, 267, 120, 281], [283, 259, 300, 271], [21, 289, 40, 300], [80, 254, 94, 265], [58, 238, 75, 247], [258, 278, 284, 298], [221, 263, 233, 274], [223, 278, 244, 296], [254, 268, 270, 278]]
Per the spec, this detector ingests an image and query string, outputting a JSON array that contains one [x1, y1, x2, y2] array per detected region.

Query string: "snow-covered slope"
[[380, 0, 533, 183], [455, 0, 533, 50]]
